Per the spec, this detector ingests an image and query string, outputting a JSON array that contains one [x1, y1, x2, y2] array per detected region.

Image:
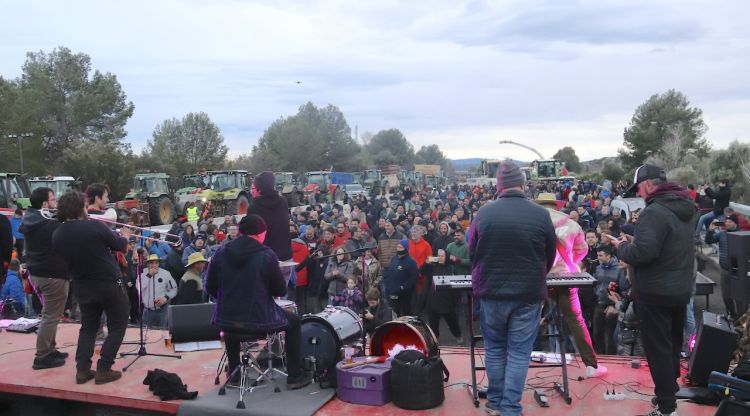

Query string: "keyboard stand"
[[467, 291, 483, 407], [530, 289, 572, 404]]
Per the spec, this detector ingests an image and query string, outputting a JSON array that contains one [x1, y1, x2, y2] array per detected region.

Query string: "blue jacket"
[[706, 227, 738, 271], [148, 241, 170, 260], [383, 253, 418, 298], [205, 236, 288, 333], [1, 270, 25, 311], [468, 190, 556, 302], [10, 217, 23, 240]]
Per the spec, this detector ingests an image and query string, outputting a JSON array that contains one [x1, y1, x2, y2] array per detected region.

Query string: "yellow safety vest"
[[186, 206, 199, 222]]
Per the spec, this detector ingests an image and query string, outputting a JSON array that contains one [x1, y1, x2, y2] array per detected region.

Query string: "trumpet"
[[42, 208, 182, 247]]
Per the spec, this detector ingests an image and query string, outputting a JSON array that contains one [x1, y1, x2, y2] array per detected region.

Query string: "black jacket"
[[616, 183, 696, 306], [468, 190, 556, 303], [705, 185, 731, 216], [248, 193, 292, 260], [205, 236, 287, 333], [421, 261, 460, 314], [18, 208, 69, 280], [706, 227, 739, 271], [383, 253, 418, 298], [52, 220, 126, 282], [0, 214, 14, 272]]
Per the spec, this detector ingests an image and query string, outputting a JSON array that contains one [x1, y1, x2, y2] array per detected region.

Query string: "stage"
[[0, 323, 718, 416]]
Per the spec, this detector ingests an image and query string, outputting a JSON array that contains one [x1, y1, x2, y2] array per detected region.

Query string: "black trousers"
[[126, 285, 140, 323], [593, 304, 618, 355], [224, 310, 303, 379], [73, 281, 129, 372], [636, 302, 685, 414], [389, 293, 412, 317], [427, 310, 461, 338]]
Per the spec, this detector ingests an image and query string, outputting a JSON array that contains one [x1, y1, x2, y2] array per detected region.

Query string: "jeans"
[[636, 301, 685, 414], [224, 310, 303, 379], [143, 306, 167, 328], [695, 212, 723, 235], [31, 276, 70, 359], [480, 298, 542, 416], [684, 296, 696, 348], [74, 281, 129, 372]]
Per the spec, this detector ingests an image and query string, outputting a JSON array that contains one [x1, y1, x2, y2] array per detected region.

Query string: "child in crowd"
[[341, 278, 363, 314]]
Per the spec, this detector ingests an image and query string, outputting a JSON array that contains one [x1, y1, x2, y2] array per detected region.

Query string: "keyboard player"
[[535, 193, 607, 379]]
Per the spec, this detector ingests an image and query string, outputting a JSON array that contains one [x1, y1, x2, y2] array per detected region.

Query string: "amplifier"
[[167, 303, 220, 343], [688, 311, 739, 386]]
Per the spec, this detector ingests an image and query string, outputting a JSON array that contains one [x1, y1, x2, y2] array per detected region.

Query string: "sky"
[[1, 0, 749, 162]]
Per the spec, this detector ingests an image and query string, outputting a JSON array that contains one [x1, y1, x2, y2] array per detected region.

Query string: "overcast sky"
[[2, 0, 748, 162]]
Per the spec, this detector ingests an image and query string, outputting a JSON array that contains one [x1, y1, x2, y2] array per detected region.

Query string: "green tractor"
[[29, 176, 80, 198], [198, 170, 250, 216], [175, 174, 207, 216], [115, 173, 176, 226], [0, 173, 31, 215]]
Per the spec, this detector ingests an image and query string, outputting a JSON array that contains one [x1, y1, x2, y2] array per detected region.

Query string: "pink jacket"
[[546, 209, 588, 274]]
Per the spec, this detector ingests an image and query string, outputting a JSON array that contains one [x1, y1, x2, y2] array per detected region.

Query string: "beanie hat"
[[496, 161, 525, 193], [399, 239, 409, 251], [239, 214, 268, 236], [253, 171, 275, 195], [727, 214, 739, 225]]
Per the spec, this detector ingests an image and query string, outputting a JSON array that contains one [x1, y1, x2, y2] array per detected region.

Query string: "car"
[[344, 183, 366, 198]]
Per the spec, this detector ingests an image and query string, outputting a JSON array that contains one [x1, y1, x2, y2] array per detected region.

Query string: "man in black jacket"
[[21, 188, 71, 370], [612, 164, 696, 416], [0, 213, 11, 284], [705, 214, 741, 318], [468, 161, 556, 416], [206, 215, 311, 390], [695, 179, 731, 236]]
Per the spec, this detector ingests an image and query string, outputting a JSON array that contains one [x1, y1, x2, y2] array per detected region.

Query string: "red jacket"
[[291, 239, 310, 286], [409, 238, 432, 269]]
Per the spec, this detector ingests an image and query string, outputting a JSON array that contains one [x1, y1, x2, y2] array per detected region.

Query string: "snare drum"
[[274, 299, 298, 315]]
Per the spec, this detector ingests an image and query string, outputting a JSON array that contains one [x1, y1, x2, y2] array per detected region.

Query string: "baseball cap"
[[625, 164, 666, 196]]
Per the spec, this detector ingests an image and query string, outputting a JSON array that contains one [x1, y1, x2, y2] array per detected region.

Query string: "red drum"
[[370, 316, 439, 358]]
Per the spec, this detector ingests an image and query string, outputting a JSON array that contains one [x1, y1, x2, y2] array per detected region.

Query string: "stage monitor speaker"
[[688, 311, 738, 386], [167, 303, 220, 343], [728, 231, 750, 308]]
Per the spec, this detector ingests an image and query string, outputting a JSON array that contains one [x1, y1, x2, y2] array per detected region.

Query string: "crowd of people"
[[0, 164, 747, 414]]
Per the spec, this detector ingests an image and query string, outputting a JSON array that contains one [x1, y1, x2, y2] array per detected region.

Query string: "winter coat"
[[593, 257, 629, 305], [468, 190, 556, 302], [291, 239, 310, 286], [247, 193, 292, 260], [705, 185, 731, 216], [616, 183, 696, 306], [18, 208, 68, 279], [377, 230, 404, 268], [324, 258, 354, 296], [383, 253, 418, 298], [445, 240, 471, 276], [353, 257, 382, 293], [205, 236, 287, 333], [706, 227, 739, 271], [420, 261, 460, 314], [1, 270, 25, 310]]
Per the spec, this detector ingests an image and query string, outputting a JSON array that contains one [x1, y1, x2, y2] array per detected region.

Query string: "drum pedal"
[[534, 389, 549, 407]]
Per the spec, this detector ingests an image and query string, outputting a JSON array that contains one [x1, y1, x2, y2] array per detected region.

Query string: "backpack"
[[390, 349, 449, 410]]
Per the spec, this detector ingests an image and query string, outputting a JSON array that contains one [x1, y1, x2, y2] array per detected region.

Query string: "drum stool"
[[217, 331, 287, 409]]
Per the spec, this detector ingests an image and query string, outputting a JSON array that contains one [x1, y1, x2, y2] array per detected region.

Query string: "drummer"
[[205, 214, 312, 390]]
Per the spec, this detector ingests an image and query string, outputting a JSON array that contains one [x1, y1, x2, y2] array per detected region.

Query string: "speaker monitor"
[[167, 303, 220, 343], [688, 311, 738, 386], [728, 231, 750, 306]]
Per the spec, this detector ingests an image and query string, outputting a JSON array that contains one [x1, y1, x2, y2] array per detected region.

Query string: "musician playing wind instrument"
[[52, 191, 131, 385], [20, 187, 70, 370]]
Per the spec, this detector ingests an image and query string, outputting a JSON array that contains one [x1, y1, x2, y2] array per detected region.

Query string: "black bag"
[[733, 351, 750, 382], [390, 349, 449, 410], [714, 398, 750, 416]]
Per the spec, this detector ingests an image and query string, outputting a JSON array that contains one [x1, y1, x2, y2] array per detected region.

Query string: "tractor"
[[175, 174, 208, 216], [115, 173, 176, 226], [197, 170, 250, 216], [0, 173, 31, 217], [29, 176, 80, 198]]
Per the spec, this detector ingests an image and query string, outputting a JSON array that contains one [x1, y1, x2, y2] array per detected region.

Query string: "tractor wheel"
[[149, 197, 175, 226], [227, 195, 250, 216]]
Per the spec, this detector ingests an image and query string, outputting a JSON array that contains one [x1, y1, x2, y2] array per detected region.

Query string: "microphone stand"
[[120, 248, 180, 371]]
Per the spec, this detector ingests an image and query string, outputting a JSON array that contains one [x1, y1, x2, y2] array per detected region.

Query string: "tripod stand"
[[120, 248, 180, 371]]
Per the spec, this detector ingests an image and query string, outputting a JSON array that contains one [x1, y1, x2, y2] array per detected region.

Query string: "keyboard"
[[433, 272, 596, 291]]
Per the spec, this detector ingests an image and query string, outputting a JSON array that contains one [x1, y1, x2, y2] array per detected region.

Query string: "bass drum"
[[300, 306, 363, 371], [370, 316, 440, 358]]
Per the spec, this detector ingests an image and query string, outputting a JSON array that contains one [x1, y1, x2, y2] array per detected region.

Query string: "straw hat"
[[186, 252, 207, 268], [146, 254, 161, 263], [535, 193, 558, 207]]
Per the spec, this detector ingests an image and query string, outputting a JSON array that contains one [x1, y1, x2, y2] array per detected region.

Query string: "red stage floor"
[[0, 323, 718, 415]]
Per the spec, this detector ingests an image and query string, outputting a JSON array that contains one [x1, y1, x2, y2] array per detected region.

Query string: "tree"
[[601, 161, 625, 182], [57, 139, 136, 199], [552, 146, 582, 173], [415, 144, 449, 169], [147, 112, 228, 176], [252, 102, 361, 172], [365, 129, 415, 168], [619, 89, 709, 170], [19, 47, 134, 162], [708, 140, 750, 203]]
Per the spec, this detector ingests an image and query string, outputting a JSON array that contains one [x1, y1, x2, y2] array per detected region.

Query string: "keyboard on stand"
[[433, 275, 472, 290], [434, 272, 595, 291]]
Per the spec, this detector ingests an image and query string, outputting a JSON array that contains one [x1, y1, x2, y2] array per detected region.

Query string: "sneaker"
[[485, 402, 501, 416], [50, 350, 69, 359], [644, 408, 677, 416], [286, 371, 313, 390], [95, 369, 122, 385], [32, 355, 66, 370], [586, 365, 608, 378], [76, 369, 96, 384]]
